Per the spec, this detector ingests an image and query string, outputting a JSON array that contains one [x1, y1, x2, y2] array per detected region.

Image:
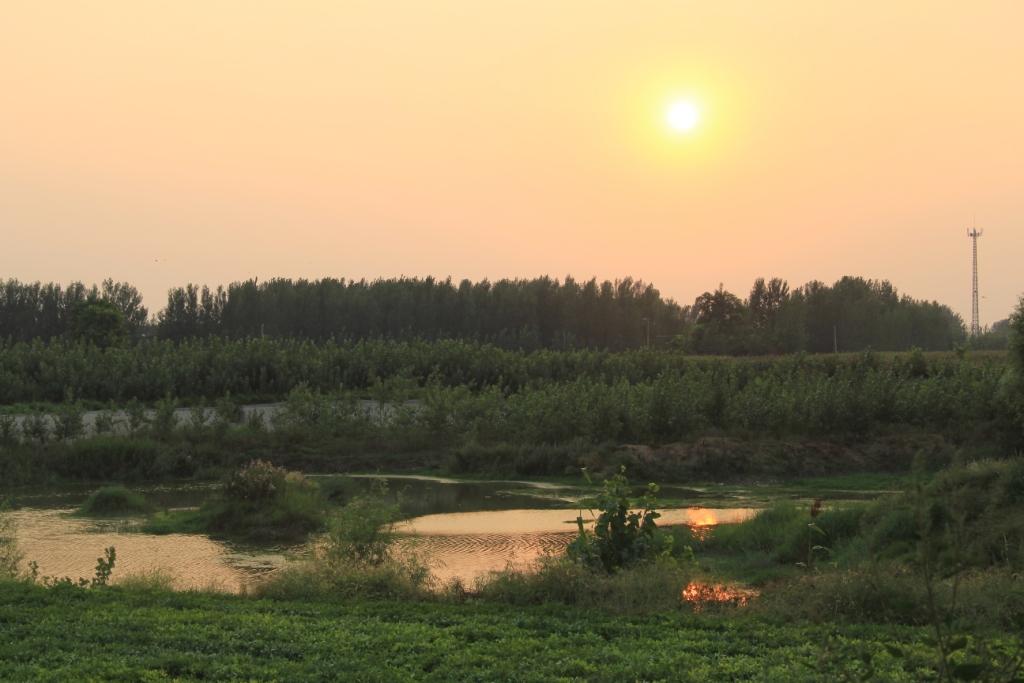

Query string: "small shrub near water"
[[146, 460, 326, 543], [568, 469, 673, 572], [76, 486, 152, 516], [320, 481, 401, 567], [257, 481, 432, 600]]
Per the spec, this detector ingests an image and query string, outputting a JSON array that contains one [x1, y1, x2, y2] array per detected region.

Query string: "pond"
[[3, 474, 870, 591]]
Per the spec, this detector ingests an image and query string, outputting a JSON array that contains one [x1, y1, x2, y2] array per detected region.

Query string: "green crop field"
[[0, 582, 949, 682]]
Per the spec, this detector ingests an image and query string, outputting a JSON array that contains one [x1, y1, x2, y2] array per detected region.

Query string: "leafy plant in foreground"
[[568, 468, 670, 572]]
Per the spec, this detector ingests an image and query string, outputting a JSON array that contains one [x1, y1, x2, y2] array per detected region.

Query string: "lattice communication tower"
[[968, 227, 983, 337]]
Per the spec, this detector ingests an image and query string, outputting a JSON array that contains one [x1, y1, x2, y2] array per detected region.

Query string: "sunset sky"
[[2, 2, 1021, 325]]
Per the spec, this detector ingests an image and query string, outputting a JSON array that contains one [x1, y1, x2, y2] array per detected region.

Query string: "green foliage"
[[223, 459, 289, 502], [21, 413, 49, 445], [1005, 297, 1024, 444], [476, 555, 691, 615], [0, 335, 1005, 410], [322, 481, 401, 567], [568, 469, 670, 572], [704, 457, 1024, 575], [0, 502, 20, 579], [259, 555, 432, 602], [702, 503, 807, 557], [151, 395, 178, 439], [0, 278, 147, 343], [125, 399, 148, 435], [76, 486, 152, 516], [0, 344, 1014, 487], [93, 408, 115, 435], [51, 437, 167, 481], [2, 580, 983, 681], [212, 393, 241, 433], [258, 481, 432, 600], [70, 299, 126, 348], [187, 403, 209, 433], [146, 461, 326, 543], [687, 275, 966, 355], [1010, 297, 1024, 371], [33, 547, 117, 590], [155, 276, 687, 350], [53, 395, 85, 441], [0, 414, 18, 445]]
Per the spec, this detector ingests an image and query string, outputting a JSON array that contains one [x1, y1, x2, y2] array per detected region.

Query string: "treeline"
[[0, 336, 1008, 408], [157, 276, 684, 350], [686, 277, 966, 354], [0, 279, 148, 344], [0, 275, 974, 352]]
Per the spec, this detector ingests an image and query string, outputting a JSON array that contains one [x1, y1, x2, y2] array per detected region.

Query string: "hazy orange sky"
[[2, 2, 1021, 325]]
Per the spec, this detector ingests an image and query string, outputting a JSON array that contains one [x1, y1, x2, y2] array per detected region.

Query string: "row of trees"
[[687, 276, 968, 354], [0, 275, 981, 352], [0, 336, 1006, 406], [157, 276, 685, 350], [0, 279, 147, 345]]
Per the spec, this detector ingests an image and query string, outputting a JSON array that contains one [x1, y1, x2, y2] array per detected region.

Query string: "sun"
[[666, 99, 700, 133]]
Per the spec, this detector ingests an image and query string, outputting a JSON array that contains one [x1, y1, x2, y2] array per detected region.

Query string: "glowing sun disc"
[[666, 100, 700, 133]]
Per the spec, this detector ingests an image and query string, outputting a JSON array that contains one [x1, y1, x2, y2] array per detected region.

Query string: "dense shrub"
[[703, 457, 1024, 574], [257, 482, 431, 600], [146, 461, 326, 542], [55, 438, 167, 481], [76, 487, 152, 516], [755, 567, 1024, 630], [475, 555, 691, 614], [568, 470, 671, 572], [320, 482, 401, 567], [0, 504, 19, 579]]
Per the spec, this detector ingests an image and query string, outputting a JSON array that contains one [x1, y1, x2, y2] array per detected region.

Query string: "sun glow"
[[666, 99, 700, 133]]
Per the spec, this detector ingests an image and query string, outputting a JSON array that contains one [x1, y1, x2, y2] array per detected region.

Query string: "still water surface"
[[7, 476, 759, 591]]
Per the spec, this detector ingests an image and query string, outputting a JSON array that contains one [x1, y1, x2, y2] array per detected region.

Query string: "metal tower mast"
[[968, 227, 983, 337]]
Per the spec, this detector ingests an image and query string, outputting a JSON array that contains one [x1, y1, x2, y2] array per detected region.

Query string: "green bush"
[[320, 481, 400, 567], [146, 461, 326, 543], [475, 555, 691, 615], [702, 503, 806, 556], [0, 503, 20, 579], [53, 400, 85, 441], [755, 567, 1024, 630], [567, 470, 671, 572], [755, 567, 932, 625], [76, 486, 152, 516], [0, 414, 17, 445], [256, 556, 432, 602], [151, 396, 178, 440], [257, 482, 430, 600], [56, 437, 165, 481]]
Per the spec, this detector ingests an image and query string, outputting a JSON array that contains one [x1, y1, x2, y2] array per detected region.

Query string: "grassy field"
[[0, 581, 948, 681]]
